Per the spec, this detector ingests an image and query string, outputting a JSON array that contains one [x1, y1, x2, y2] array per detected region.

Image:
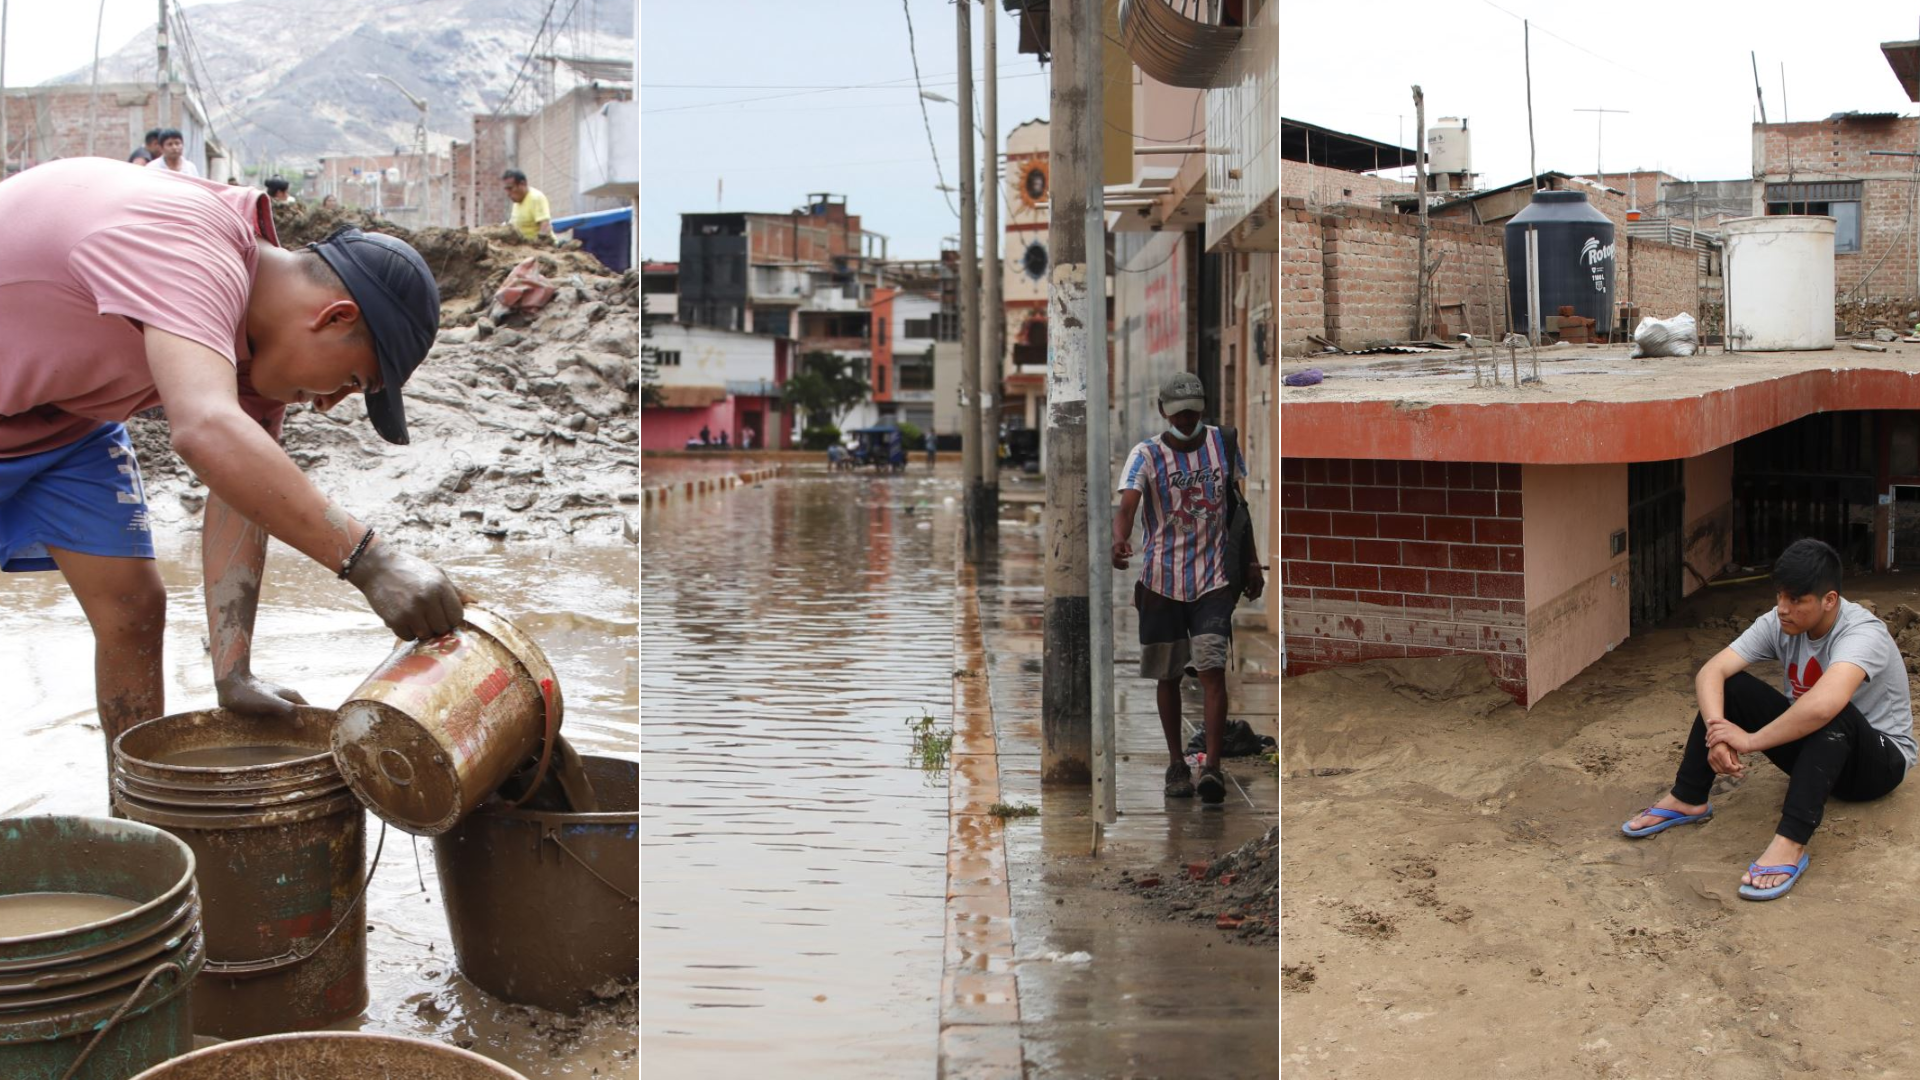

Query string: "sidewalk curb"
[[639, 465, 783, 510], [937, 549, 1024, 1080]]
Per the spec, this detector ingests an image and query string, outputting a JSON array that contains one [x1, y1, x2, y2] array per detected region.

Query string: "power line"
[[1476, 0, 1639, 76], [491, 0, 565, 119], [901, 0, 957, 217], [642, 66, 1034, 91], [642, 70, 1045, 117]]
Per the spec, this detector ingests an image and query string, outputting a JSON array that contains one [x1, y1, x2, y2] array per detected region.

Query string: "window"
[[1765, 181, 1862, 253], [876, 366, 887, 394], [654, 350, 681, 367], [903, 318, 933, 339], [897, 348, 935, 391], [877, 318, 887, 344], [752, 308, 790, 337]]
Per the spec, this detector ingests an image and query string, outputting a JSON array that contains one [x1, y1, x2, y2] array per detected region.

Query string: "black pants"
[[1673, 672, 1907, 844]]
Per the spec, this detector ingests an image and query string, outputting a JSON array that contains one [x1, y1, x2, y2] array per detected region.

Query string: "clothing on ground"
[[1730, 600, 1916, 768], [510, 188, 553, 242], [0, 158, 284, 459], [1120, 425, 1245, 602], [1671, 671, 1906, 844]]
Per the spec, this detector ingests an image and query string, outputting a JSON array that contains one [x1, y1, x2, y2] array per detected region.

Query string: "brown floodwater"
[[0, 535, 636, 1077], [641, 468, 959, 1075], [156, 744, 321, 768], [0, 891, 141, 936]]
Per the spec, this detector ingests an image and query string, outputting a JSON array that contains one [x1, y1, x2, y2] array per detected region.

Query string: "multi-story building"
[[870, 285, 962, 439], [999, 119, 1053, 433], [677, 193, 890, 436]]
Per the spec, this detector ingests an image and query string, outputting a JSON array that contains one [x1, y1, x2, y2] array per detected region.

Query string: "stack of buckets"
[[0, 604, 636, 1078]]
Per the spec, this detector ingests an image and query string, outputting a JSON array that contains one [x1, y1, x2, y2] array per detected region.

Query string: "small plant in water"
[[907, 711, 954, 772], [988, 802, 1039, 820]]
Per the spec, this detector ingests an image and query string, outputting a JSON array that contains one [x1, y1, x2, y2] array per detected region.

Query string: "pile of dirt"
[[509, 977, 637, 1066], [1111, 825, 1277, 947], [128, 258, 639, 548], [1837, 298, 1920, 336]]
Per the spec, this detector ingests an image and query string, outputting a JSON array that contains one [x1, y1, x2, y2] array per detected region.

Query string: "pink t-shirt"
[[0, 157, 284, 457]]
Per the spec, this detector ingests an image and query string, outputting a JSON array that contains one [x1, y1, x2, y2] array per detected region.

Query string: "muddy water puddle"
[[156, 744, 319, 768], [0, 536, 636, 1077], [642, 470, 958, 1075]]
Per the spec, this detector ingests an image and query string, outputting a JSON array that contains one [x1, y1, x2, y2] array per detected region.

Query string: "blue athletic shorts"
[[0, 423, 155, 573]]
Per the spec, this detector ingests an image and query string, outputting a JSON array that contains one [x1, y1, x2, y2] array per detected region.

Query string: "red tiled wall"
[[1281, 458, 1529, 702]]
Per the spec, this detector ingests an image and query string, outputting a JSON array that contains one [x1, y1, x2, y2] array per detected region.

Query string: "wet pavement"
[[641, 466, 960, 1076], [0, 535, 637, 1077], [973, 524, 1280, 1079]]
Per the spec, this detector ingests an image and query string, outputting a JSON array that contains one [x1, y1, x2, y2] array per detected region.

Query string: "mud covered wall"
[[1520, 464, 1628, 706], [1683, 448, 1735, 596], [1281, 458, 1528, 702]]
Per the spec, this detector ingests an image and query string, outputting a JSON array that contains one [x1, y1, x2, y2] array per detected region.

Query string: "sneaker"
[[1197, 767, 1227, 805], [1164, 762, 1195, 798]]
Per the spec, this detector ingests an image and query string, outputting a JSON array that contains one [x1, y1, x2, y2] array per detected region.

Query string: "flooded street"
[[641, 467, 959, 1076], [0, 536, 637, 1077]]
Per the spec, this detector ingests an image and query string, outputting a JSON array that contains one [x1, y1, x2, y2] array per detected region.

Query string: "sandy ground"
[[1282, 573, 1920, 1079]]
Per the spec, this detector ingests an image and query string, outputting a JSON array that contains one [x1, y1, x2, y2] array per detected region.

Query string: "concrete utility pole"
[[1079, 0, 1111, 828], [157, 0, 169, 130], [958, 0, 984, 560], [979, 0, 1001, 542], [1042, 0, 1096, 784], [1413, 85, 1428, 340]]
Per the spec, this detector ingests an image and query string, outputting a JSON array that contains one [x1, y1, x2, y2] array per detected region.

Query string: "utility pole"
[[1078, 0, 1111, 830], [1573, 107, 1628, 187], [979, 0, 1000, 544], [1413, 85, 1429, 340], [957, 0, 984, 560], [1043, 0, 1095, 784], [157, 0, 170, 131]]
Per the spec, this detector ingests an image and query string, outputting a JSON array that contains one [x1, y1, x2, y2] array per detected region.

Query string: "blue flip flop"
[[1738, 854, 1810, 901], [1621, 804, 1713, 837]]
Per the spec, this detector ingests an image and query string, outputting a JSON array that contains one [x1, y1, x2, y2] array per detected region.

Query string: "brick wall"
[[469, 115, 522, 228], [1281, 159, 1413, 209], [1314, 204, 1509, 347], [1621, 235, 1699, 320], [1281, 198, 1325, 353], [1281, 458, 1529, 702], [1757, 116, 1920, 299]]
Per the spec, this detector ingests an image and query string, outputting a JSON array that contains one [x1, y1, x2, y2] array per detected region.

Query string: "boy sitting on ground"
[[1621, 538, 1912, 900]]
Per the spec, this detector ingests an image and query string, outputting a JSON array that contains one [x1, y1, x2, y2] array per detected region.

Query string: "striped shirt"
[[1120, 426, 1243, 601]]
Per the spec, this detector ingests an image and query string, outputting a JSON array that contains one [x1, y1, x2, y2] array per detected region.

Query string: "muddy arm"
[[203, 485, 308, 718]]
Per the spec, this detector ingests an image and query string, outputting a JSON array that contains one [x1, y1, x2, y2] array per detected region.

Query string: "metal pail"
[[333, 605, 564, 837], [0, 816, 203, 1080], [433, 755, 636, 1011], [113, 707, 367, 1040]]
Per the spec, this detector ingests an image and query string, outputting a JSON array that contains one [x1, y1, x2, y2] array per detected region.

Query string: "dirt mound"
[[1111, 825, 1277, 947], [269, 199, 411, 248]]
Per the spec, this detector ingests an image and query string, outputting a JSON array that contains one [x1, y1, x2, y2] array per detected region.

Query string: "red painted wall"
[[1282, 457, 1529, 702]]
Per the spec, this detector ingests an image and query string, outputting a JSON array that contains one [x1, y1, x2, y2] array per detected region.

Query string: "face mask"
[[1166, 420, 1199, 441]]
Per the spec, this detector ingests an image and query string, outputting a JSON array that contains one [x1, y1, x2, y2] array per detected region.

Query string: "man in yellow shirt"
[[502, 169, 552, 242]]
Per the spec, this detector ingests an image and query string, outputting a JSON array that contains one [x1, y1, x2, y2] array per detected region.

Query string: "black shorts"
[[1135, 582, 1235, 679]]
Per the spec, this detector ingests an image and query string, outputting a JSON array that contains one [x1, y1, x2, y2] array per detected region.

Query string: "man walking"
[[0, 157, 463, 784], [1111, 371, 1264, 804], [1622, 538, 1911, 899], [502, 169, 552, 242]]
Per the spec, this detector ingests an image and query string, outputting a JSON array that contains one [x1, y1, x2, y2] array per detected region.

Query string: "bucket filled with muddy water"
[[113, 706, 366, 1040], [130, 1030, 528, 1078], [0, 816, 204, 1080], [434, 754, 637, 1012], [334, 604, 564, 836]]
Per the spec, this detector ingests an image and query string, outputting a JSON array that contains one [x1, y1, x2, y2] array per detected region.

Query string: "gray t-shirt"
[[1730, 599, 1916, 768]]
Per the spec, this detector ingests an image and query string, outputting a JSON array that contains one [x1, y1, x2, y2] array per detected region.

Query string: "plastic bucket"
[[334, 605, 565, 836], [113, 707, 368, 1040], [129, 1030, 528, 1078], [0, 816, 204, 1080], [433, 756, 636, 1012]]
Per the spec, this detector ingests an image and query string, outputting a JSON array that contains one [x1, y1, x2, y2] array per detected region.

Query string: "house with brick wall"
[[1280, 345, 1920, 706]]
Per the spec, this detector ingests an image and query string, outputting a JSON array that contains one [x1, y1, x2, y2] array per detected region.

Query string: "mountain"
[[48, 0, 634, 166]]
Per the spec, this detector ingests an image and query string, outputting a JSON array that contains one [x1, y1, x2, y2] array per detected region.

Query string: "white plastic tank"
[[1427, 117, 1471, 177], [1722, 216, 1836, 351]]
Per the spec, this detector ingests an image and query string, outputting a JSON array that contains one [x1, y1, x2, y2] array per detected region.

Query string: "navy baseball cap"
[[307, 227, 441, 445]]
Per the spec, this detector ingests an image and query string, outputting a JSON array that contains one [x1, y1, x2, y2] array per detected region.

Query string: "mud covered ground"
[[130, 204, 639, 547], [1282, 574, 1920, 1079], [1110, 820, 1279, 946]]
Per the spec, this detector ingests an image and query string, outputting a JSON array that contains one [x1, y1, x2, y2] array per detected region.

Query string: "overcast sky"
[[640, 0, 1049, 263], [1285, 0, 1920, 189], [0, 0, 241, 88]]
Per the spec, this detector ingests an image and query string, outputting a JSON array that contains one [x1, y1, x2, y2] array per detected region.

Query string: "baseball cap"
[[308, 227, 441, 445], [1159, 370, 1206, 415]]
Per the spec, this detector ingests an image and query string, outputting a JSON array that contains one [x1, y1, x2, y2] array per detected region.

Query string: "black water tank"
[[1504, 190, 1616, 335]]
